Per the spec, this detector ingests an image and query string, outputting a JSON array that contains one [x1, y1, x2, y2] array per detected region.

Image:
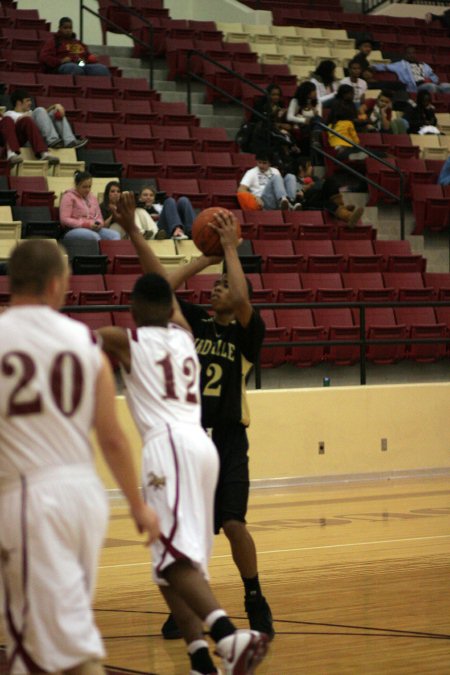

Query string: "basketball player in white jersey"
[[0, 239, 159, 675], [97, 192, 268, 675]]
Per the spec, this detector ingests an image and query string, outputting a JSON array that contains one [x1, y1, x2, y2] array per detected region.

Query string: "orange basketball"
[[192, 207, 241, 256]]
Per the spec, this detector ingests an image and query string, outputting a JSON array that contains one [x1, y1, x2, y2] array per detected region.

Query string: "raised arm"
[[111, 192, 192, 332], [210, 211, 253, 327], [94, 353, 159, 544]]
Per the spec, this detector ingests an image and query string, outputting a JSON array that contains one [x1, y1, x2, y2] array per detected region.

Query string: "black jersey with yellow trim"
[[179, 300, 265, 428]]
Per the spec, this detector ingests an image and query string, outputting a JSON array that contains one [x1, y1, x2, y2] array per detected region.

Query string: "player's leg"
[[213, 424, 275, 640], [161, 559, 268, 675], [0, 470, 108, 674], [160, 583, 218, 675]]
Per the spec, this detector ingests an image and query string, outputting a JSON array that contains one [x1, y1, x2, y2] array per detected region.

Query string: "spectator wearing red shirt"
[[39, 17, 109, 76]]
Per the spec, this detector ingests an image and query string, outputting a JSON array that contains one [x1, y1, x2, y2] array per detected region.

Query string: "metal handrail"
[[186, 48, 275, 150], [362, 0, 394, 13], [64, 299, 450, 389], [79, 1, 154, 88], [314, 120, 406, 240]]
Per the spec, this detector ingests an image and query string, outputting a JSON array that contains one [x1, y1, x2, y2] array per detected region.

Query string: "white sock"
[[205, 609, 227, 629], [187, 639, 209, 655]]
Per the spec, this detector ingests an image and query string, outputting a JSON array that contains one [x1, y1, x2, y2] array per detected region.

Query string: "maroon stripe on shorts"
[[156, 425, 187, 576], [4, 477, 44, 673]]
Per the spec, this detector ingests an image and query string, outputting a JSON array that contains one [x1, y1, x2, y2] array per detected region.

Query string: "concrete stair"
[[93, 45, 244, 137]]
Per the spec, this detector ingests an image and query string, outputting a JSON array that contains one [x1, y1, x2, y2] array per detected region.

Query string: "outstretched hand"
[[110, 191, 140, 235], [208, 210, 240, 249]]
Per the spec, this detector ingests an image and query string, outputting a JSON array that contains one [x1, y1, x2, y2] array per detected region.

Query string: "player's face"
[[210, 277, 233, 313]]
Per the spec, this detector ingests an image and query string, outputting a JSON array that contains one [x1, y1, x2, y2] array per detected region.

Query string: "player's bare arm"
[[111, 191, 168, 279], [97, 326, 131, 372], [94, 353, 160, 544], [168, 253, 223, 291], [210, 211, 253, 327], [111, 191, 193, 332]]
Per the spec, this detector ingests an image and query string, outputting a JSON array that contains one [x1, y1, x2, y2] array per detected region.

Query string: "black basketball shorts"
[[211, 422, 250, 534]]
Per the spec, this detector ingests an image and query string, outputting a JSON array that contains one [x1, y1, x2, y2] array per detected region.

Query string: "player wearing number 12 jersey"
[[98, 191, 269, 675], [0, 239, 159, 675], [117, 201, 274, 643]]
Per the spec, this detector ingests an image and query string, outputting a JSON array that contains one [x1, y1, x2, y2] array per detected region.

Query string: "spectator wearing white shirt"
[[287, 82, 323, 126], [238, 154, 296, 211], [340, 60, 367, 107], [309, 60, 339, 107], [287, 81, 323, 159]]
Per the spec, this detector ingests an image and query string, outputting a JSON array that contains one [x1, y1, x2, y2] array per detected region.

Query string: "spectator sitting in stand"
[[309, 60, 339, 107], [287, 158, 364, 226], [7, 89, 87, 151], [372, 46, 450, 95], [328, 93, 366, 162], [39, 16, 110, 76], [0, 114, 25, 165], [402, 90, 440, 135], [358, 90, 408, 133], [286, 81, 323, 158], [237, 152, 300, 211], [340, 60, 368, 107], [352, 38, 375, 73], [3, 94, 60, 165], [137, 185, 193, 239], [59, 170, 121, 241], [101, 181, 160, 239]]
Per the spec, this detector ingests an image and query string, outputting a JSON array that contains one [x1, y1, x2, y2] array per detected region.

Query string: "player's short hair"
[[8, 240, 66, 296], [131, 273, 173, 325]]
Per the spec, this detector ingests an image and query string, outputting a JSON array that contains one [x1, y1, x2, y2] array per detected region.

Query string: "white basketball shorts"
[[0, 464, 109, 673], [142, 424, 219, 585]]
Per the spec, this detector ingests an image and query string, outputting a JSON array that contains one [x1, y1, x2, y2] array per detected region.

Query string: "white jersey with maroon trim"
[[0, 306, 102, 480], [122, 324, 202, 438]]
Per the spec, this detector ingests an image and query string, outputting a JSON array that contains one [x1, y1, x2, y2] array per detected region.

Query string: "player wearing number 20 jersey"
[[0, 307, 101, 478], [0, 306, 109, 672]]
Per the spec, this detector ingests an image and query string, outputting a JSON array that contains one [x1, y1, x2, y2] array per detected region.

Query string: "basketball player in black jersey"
[[117, 201, 275, 644]]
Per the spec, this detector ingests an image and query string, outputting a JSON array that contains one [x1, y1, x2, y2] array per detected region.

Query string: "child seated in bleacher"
[[358, 90, 408, 133], [327, 88, 366, 161]]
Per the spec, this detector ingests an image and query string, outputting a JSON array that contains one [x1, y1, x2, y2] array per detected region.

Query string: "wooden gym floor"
[[2, 475, 450, 674]]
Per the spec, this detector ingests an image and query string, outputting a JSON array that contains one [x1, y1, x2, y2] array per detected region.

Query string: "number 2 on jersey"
[[157, 354, 199, 404]]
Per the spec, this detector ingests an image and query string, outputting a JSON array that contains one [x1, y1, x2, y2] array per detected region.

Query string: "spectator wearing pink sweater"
[[59, 170, 120, 241]]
